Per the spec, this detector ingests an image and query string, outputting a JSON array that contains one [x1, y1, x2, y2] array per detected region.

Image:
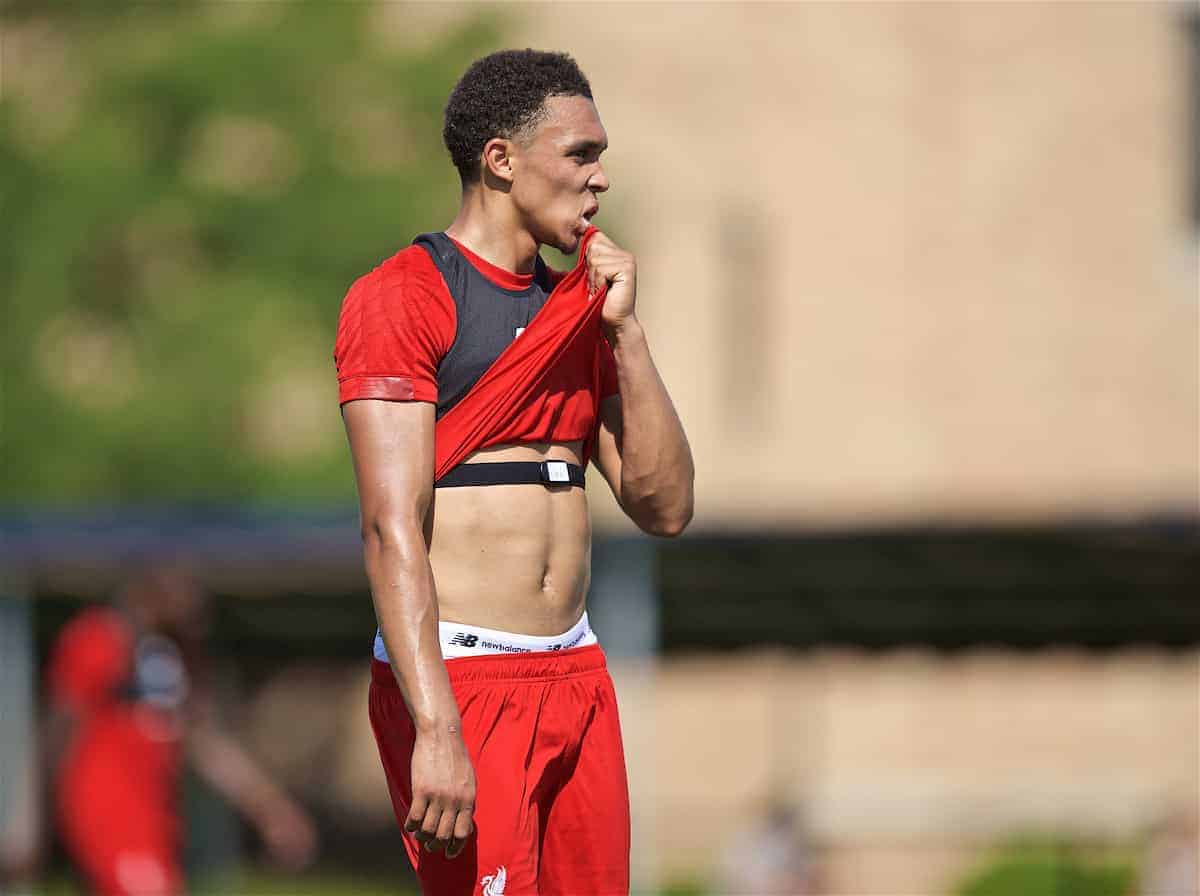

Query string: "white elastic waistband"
[[372, 612, 597, 662]]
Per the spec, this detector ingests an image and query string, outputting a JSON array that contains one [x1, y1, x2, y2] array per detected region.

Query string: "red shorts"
[[369, 644, 630, 895], [56, 716, 183, 896]]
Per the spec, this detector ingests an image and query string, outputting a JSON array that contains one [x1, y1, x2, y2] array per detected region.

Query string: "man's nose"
[[589, 163, 610, 193]]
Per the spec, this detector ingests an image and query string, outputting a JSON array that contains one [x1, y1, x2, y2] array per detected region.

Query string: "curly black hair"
[[443, 49, 593, 184]]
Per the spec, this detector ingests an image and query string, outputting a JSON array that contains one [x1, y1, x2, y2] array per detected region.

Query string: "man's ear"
[[482, 137, 516, 184]]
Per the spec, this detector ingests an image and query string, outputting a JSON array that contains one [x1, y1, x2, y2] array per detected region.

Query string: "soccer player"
[[334, 49, 694, 895], [40, 562, 317, 895]]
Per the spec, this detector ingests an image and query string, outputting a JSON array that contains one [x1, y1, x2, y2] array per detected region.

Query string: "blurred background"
[[1, 2, 1197, 895]]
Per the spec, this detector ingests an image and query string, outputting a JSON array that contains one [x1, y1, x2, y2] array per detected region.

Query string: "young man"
[[41, 562, 317, 895], [335, 49, 693, 895]]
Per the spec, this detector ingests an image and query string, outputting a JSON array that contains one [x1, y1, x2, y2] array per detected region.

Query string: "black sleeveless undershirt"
[[413, 233, 554, 422]]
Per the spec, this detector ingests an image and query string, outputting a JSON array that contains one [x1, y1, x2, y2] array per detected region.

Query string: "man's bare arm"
[[586, 232, 694, 536], [187, 703, 317, 869], [593, 319, 695, 537], [341, 399, 475, 859]]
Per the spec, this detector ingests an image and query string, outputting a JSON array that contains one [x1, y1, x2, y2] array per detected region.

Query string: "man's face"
[[508, 95, 609, 254], [150, 568, 211, 642]]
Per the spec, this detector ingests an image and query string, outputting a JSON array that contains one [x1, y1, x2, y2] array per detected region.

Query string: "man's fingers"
[[587, 259, 616, 294], [420, 804, 441, 837], [453, 808, 474, 841], [587, 266, 601, 298], [445, 808, 475, 859], [417, 806, 458, 855], [431, 808, 456, 852], [407, 797, 442, 852], [588, 231, 614, 253], [404, 795, 429, 833]]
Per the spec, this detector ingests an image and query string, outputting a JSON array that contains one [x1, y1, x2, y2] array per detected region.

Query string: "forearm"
[[188, 719, 317, 868], [603, 317, 694, 534], [189, 726, 294, 822], [363, 522, 475, 860], [362, 524, 461, 733]]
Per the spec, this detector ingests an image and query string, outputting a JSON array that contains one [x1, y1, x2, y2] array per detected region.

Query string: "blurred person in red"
[[336, 49, 693, 895], [36, 561, 317, 895]]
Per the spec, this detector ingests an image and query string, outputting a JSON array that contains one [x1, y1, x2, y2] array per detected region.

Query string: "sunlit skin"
[[435, 95, 623, 639], [445, 95, 610, 269], [342, 93, 693, 860]]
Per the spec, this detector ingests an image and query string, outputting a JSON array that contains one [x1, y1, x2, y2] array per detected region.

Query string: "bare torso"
[[424, 438, 591, 636]]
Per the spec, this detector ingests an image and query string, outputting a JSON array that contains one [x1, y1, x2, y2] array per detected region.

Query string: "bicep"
[[592, 394, 624, 503], [341, 399, 436, 529]]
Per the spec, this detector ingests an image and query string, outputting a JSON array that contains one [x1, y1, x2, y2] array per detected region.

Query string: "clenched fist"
[[586, 231, 637, 332]]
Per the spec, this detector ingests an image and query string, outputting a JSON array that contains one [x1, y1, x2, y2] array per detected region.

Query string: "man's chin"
[[555, 231, 583, 256], [537, 223, 585, 256]]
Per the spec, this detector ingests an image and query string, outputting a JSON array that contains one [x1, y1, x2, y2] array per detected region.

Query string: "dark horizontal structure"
[[5, 510, 1199, 657], [1, 506, 369, 598], [659, 519, 1200, 651]]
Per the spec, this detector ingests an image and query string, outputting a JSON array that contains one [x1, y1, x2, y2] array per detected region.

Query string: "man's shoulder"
[[340, 243, 452, 317], [61, 605, 127, 642], [51, 605, 131, 665], [352, 242, 444, 287]]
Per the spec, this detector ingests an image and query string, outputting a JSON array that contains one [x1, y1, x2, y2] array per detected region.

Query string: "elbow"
[[359, 509, 423, 550], [646, 520, 686, 539], [627, 473, 695, 538], [360, 517, 388, 546], [641, 500, 694, 539]]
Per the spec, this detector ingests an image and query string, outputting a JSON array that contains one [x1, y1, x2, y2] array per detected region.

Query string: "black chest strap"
[[434, 460, 585, 489]]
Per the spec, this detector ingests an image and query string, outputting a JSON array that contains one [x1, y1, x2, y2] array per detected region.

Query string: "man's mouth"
[[577, 205, 599, 233]]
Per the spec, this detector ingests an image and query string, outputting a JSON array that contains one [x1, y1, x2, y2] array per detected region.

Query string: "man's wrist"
[[245, 785, 292, 828], [413, 709, 464, 737], [602, 316, 643, 345]]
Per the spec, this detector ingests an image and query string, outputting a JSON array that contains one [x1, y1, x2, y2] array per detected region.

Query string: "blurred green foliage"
[[955, 840, 1136, 896], [656, 879, 709, 896], [1, 1, 501, 504]]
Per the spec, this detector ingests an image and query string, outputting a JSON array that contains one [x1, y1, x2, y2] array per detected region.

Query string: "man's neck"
[[117, 597, 154, 635], [444, 186, 541, 275]]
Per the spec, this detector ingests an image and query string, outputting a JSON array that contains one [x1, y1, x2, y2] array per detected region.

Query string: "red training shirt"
[[333, 236, 619, 455]]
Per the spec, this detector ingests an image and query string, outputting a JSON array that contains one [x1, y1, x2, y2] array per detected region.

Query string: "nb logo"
[[449, 633, 479, 648]]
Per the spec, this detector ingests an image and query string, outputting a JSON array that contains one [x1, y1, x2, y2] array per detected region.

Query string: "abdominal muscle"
[[424, 438, 592, 637]]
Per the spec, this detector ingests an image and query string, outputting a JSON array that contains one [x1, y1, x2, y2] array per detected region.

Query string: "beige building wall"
[[515, 2, 1199, 530], [650, 649, 1199, 893]]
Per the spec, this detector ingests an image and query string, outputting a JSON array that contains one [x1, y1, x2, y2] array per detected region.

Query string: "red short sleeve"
[[599, 337, 619, 399], [45, 608, 131, 713], [333, 248, 455, 406]]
